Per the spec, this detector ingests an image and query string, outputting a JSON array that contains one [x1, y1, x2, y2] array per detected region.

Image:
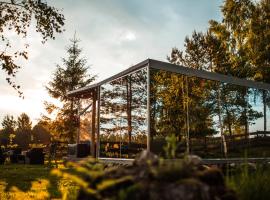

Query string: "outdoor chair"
[[10, 148, 25, 164], [27, 148, 45, 164], [76, 143, 90, 158]]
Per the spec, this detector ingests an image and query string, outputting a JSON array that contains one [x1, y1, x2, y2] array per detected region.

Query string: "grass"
[[0, 163, 79, 200], [226, 164, 270, 200]]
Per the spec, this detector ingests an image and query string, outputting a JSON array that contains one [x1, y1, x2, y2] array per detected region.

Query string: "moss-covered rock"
[[54, 151, 237, 200]]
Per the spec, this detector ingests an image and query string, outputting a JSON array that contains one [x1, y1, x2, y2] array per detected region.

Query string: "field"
[[0, 163, 78, 200]]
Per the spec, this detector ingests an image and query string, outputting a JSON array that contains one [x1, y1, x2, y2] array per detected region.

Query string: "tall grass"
[[226, 164, 270, 200]]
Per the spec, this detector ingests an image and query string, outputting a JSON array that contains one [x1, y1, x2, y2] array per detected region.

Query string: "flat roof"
[[68, 59, 270, 97]]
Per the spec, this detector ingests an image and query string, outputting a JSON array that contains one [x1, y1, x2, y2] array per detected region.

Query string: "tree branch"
[[0, 1, 25, 8]]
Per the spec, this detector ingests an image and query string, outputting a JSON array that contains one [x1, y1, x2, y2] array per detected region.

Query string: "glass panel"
[[99, 67, 147, 158], [150, 68, 269, 158], [79, 99, 92, 142]]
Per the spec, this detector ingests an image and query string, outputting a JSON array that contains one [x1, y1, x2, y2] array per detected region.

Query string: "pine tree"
[[45, 35, 96, 143]]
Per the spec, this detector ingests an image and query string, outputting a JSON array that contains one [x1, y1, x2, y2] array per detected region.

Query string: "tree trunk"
[[263, 90, 267, 136], [244, 88, 249, 139], [225, 105, 232, 136], [217, 85, 227, 158]]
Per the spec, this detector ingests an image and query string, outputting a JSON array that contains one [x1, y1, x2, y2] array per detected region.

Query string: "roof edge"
[[67, 59, 150, 97]]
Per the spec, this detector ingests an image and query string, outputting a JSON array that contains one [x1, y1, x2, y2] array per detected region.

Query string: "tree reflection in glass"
[[150, 68, 265, 158], [99, 67, 147, 158]]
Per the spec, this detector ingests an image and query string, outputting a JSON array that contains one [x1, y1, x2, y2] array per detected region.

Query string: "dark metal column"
[[147, 64, 151, 152], [96, 86, 101, 158], [91, 89, 97, 157]]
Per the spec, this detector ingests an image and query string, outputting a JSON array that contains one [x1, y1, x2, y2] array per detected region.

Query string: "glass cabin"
[[68, 59, 270, 159]]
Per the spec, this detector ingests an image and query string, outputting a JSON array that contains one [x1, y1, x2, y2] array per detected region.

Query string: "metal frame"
[[149, 59, 270, 90], [68, 59, 270, 98], [96, 86, 101, 158], [147, 64, 151, 152]]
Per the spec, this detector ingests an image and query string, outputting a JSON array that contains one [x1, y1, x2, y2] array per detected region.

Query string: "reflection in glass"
[[79, 99, 92, 142], [150, 68, 268, 158], [99, 67, 147, 158]]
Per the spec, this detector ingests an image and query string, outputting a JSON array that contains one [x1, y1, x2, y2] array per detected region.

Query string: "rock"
[[186, 155, 202, 166], [161, 179, 210, 200], [133, 150, 159, 166], [197, 167, 225, 186], [74, 153, 238, 200]]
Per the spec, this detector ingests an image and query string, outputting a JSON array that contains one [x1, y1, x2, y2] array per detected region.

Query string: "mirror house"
[[68, 59, 270, 159]]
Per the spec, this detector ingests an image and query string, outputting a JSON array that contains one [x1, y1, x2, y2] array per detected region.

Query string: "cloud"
[[0, 0, 223, 126]]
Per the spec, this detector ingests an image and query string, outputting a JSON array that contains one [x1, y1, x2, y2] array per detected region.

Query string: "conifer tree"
[[45, 35, 96, 143]]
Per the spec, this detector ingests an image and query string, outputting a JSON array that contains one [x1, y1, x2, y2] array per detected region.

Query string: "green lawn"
[[0, 163, 78, 200]]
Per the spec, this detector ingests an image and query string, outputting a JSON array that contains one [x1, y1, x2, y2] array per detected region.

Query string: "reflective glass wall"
[[150, 68, 269, 158], [79, 99, 92, 142], [99, 67, 147, 158]]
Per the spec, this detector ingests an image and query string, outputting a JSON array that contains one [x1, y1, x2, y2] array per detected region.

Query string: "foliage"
[[53, 152, 237, 200], [32, 121, 51, 145], [0, 0, 65, 96], [44, 35, 96, 143], [150, 70, 217, 138], [227, 164, 270, 200], [100, 67, 147, 149], [166, 0, 269, 156], [0, 115, 16, 147], [0, 113, 51, 149], [14, 113, 32, 149], [163, 134, 178, 159]]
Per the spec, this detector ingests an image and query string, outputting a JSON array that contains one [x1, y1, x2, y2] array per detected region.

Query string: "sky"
[[0, 0, 223, 126]]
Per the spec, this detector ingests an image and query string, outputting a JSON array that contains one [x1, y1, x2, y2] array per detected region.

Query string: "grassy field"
[[0, 163, 78, 200]]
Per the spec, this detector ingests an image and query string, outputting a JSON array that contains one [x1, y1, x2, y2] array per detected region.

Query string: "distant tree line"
[[0, 113, 51, 150]]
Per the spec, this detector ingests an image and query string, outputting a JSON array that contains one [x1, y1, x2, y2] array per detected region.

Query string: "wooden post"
[[91, 90, 97, 157]]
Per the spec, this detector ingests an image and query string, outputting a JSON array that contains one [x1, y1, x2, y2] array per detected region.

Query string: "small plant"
[[163, 134, 178, 159]]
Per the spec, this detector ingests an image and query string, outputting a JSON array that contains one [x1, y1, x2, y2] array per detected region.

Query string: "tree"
[[0, 115, 16, 147], [100, 68, 147, 144], [32, 120, 51, 145], [45, 35, 96, 143], [0, 0, 65, 96], [246, 0, 270, 133], [15, 113, 32, 149], [168, 0, 268, 156]]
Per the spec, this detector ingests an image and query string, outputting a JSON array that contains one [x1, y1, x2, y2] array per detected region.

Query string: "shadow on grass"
[[0, 164, 77, 199]]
